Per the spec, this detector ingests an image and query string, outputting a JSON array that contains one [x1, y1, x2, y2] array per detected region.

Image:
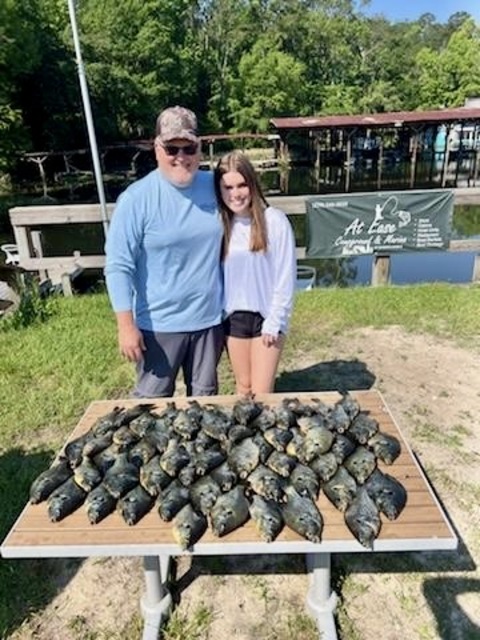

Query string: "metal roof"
[[270, 107, 480, 130]]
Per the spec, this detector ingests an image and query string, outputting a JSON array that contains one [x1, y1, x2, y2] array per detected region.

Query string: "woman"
[[214, 150, 296, 395]]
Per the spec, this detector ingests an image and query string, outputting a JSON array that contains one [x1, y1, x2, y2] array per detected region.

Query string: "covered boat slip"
[[1, 390, 457, 640]]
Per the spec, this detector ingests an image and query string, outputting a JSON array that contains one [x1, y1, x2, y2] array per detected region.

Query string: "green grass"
[[0, 283, 479, 637]]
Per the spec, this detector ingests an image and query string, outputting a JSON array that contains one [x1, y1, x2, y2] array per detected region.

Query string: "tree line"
[[1, 0, 479, 174]]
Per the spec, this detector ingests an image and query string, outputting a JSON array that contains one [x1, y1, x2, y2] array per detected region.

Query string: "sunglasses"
[[161, 143, 198, 156]]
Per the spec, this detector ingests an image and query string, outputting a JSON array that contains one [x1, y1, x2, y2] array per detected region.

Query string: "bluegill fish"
[[129, 412, 157, 438], [344, 486, 381, 549], [331, 434, 356, 464], [82, 431, 113, 457], [281, 485, 323, 543], [195, 447, 225, 476], [265, 451, 297, 478], [139, 455, 172, 497], [129, 437, 157, 468], [178, 461, 199, 487], [250, 408, 277, 431], [144, 427, 170, 454], [232, 395, 263, 426], [159, 441, 190, 477], [348, 412, 379, 445], [365, 469, 407, 520], [201, 407, 232, 442], [64, 432, 93, 468], [29, 459, 73, 504], [73, 456, 102, 492], [47, 477, 87, 522], [172, 409, 200, 440], [328, 404, 351, 433], [337, 392, 361, 421], [157, 480, 190, 521], [323, 467, 358, 512], [247, 465, 286, 503], [210, 486, 250, 537], [263, 427, 293, 452], [309, 452, 338, 483], [93, 443, 125, 474], [228, 438, 261, 479], [114, 403, 156, 427], [118, 485, 154, 525], [252, 432, 274, 464], [290, 463, 320, 500], [190, 475, 221, 515], [209, 461, 238, 492], [303, 426, 335, 461], [172, 504, 207, 550], [112, 425, 140, 448], [103, 452, 139, 499], [272, 404, 296, 429], [91, 406, 124, 436], [249, 495, 284, 542], [85, 483, 117, 524], [224, 424, 255, 450], [343, 445, 377, 484], [367, 432, 401, 465], [297, 414, 329, 434]]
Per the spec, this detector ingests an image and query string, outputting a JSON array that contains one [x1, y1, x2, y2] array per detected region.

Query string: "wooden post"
[[345, 136, 352, 192], [31, 231, 47, 282], [371, 255, 391, 286], [442, 127, 451, 187], [377, 140, 383, 190], [209, 142, 214, 169], [409, 132, 418, 189], [473, 254, 480, 282]]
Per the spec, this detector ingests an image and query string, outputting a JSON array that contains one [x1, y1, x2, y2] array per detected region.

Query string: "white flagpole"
[[67, 0, 109, 237]]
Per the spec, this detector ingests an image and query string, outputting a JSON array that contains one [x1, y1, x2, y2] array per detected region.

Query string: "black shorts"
[[223, 311, 264, 339]]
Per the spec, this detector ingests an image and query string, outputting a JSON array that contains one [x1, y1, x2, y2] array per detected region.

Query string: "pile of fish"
[[29, 394, 407, 550]]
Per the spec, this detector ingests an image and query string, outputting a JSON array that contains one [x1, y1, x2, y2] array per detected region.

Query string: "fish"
[[297, 414, 329, 434], [47, 478, 87, 522], [302, 426, 335, 461], [85, 483, 117, 524], [285, 428, 307, 462], [159, 441, 190, 477], [200, 408, 232, 442], [178, 462, 199, 487], [103, 452, 139, 499], [194, 447, 226, 476], [227, 438, 261, 479], [272, 404, 296, 429], [249, 495, 284, 542], [337, 392, 361, 421], [93, 443, 125, 474], [348, 412, 379, 445], [129, 412, 157, 438], [73, 456, 103, 492], [192, 429, 217, 452], [129, 437, 157, 468], [82, 431, 113, 457], [172, 504, 208, 550], [232, 395, 263, 426], [309, 452, 338, 483], [64, 432, 93, 468], [114, 403, 156, 427], [263, 427, 293, 452], [247, 465, 286, 502], [344, 486, 382, 549], [281, 485, 323, 543], [91, 406, 124, 436], [328, 403, 351, 433], [139, 455, 172, 496], [367, 432, 401, 465], [190, 476, 221, 515], [157, 480, 190, 522], [144, 427, 170, 454], [252, 432, 274, 464], [117, 485, 155, 525], [224, 424, 256, 449], [323, 467, 358, 512], [210, 486, 250, 537], [172, 409, 200, 440], [112, 425, 140, 448], [29, 459, 73, 504], [209, 461, 238, 492], [265, 451, 297, 478], [365, 469, 407, 520], [290, 463, 320, 500], [250, 408, 277, 431], [281, 397, 312, 417], [330, 434, 356, 464], [343, 445, 377, 484]]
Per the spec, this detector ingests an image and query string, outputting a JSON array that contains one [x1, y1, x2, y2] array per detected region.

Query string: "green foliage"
[[0, 276, 58, 331]]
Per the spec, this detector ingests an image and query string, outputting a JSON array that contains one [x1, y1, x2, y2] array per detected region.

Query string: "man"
[[105, 106, 224, 397]]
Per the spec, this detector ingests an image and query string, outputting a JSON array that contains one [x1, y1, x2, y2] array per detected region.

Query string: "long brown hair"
[[214, 150, 268, 258]]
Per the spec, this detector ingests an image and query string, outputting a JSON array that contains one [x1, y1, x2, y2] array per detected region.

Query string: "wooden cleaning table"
[[1, 390, 457, 640]]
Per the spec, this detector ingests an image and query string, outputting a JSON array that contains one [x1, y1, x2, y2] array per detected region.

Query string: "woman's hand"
[[262, 333, 281, 348]]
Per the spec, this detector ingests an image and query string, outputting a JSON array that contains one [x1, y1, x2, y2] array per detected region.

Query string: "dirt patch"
[[8, 327, 480, 640]]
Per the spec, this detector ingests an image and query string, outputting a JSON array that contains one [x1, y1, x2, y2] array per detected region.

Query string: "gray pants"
[[133, 324, 224, 398]]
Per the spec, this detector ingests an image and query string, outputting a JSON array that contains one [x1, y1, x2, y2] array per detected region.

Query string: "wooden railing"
[[9, 188, 480, 294]]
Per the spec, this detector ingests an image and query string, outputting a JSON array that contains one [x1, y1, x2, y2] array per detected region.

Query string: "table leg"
[[141, 555, 173, 640], [305, 553, 338, 640]]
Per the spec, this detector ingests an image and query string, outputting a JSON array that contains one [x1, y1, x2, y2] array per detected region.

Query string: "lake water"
[[1, 163, 479, 288]]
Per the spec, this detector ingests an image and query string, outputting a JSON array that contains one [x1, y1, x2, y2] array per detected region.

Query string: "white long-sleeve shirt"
[[223, 206, 296, 336]]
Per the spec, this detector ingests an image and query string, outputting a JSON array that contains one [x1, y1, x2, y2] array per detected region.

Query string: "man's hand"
[[116, 312, 145, 362]]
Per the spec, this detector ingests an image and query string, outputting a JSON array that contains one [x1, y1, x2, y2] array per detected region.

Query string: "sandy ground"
[[8, 326, 480, 640]]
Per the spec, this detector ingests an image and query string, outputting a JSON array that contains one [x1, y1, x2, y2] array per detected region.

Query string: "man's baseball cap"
[[155, 106, 199, 144]]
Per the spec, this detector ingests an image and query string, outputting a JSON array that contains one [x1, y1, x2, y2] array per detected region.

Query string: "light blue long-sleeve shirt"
[[105, 168, 223, 332]]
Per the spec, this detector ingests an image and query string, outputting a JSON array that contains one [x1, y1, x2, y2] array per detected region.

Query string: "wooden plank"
[[1, 390, 456, 557]]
